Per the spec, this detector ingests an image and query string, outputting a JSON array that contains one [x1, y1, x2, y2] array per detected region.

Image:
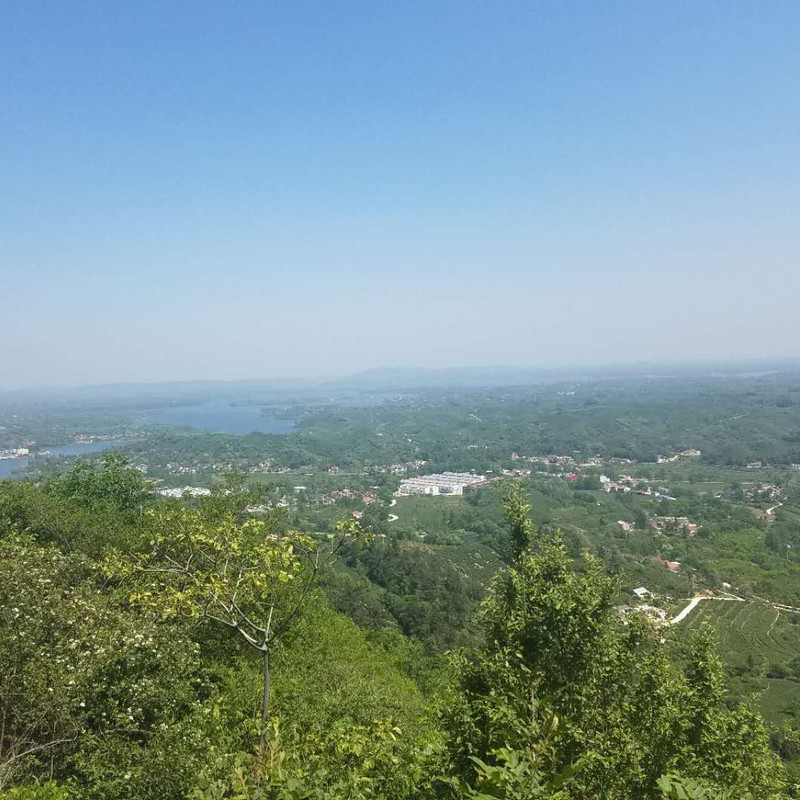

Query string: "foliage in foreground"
[[442, 486, 786, 799], [0, 463, 791, 798]]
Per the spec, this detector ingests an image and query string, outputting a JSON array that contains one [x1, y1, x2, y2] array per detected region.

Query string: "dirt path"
[[670, 595, 743, 625]]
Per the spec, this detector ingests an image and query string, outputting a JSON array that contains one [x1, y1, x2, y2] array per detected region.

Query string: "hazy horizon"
[[3, 1, 799, 390], [3, 357, 800, 396]]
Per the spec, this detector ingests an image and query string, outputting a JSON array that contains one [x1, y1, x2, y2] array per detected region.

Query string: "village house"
[[618, 475, 651, 486], [600, 475, 631, 493], [650, 516, 698, 534], [616, 520, 635, 533], [616, 604, 668, 626]]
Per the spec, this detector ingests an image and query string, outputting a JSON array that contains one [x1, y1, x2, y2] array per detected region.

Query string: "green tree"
[[49, 454, 150, 515], [501, 483, 534, 561], [443, 498, 786, 799], [106, 506, 363, 751]]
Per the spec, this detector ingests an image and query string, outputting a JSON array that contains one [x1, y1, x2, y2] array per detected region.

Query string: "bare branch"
[[268, 566, 318, 644]]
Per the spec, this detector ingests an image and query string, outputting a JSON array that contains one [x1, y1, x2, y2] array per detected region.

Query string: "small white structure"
[[632, 587, 653, 600]]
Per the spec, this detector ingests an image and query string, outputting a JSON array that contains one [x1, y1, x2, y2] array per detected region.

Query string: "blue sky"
[[2, 1, 799, 388]]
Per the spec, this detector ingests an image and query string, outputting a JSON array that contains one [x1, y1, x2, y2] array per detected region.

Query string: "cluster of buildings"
[[600, 475, 632, 493], [515, 452, 643, 471], [714, 481, 785, 519], [617, 515, 699, 536], [162, 458, 277, 475], [156, 486, 212, 498], [601, 475, 674, 500], [514, 450, 706, 473], [0, 447, 29, 460], [513, 453, 577, 467], [395, 472, 487, 496], [744, 482, 783, 501], [657, 449, 702, 464], [245, 499, 290, 513], [501, 468, 532, 477], [650, 516, 699, 534], [615, 587, 669, 626], [618, 474, 651, 487], [600, 475, 655, 493], [616, 603, 668, 626], [318, 489, 378, 506], [376, 460, 428, 475], [165, 462, 199, 475]]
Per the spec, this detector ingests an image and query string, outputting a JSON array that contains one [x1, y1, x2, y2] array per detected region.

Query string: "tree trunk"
[[260, 645, 270, 750]]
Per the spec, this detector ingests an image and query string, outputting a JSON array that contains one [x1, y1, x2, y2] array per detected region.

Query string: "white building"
[[395, 472, 486, 496], [157, 486, 212, 498]]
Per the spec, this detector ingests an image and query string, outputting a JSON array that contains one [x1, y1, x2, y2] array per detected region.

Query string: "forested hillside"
[[0, 459, 792, 799]]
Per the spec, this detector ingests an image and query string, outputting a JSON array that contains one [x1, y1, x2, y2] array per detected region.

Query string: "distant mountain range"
[[338, 360, 800, 388], [3, 360, 800, 403]]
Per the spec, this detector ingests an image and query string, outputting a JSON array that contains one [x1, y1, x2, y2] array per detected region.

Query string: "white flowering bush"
[[0, 536, 221, 799]]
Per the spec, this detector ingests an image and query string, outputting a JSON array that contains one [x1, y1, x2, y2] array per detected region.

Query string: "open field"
[[393, 495, 468, 530]]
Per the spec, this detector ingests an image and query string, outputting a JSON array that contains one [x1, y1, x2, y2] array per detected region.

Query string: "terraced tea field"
[[681, 599, 800, 724], [434, 541, 504, 589]]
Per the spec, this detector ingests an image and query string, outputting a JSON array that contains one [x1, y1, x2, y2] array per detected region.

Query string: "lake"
[[137, 399, 296, 436], [0, 440, 125, 479], [0, 400, 295, 479]]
